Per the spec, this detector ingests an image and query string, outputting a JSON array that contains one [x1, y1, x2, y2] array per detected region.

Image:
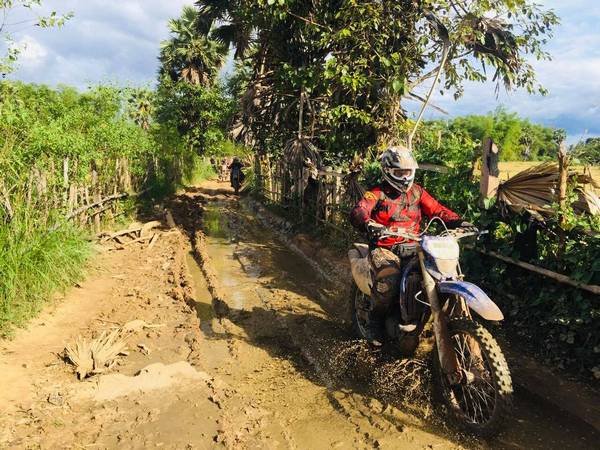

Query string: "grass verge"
[[0, 213, 91, 337]]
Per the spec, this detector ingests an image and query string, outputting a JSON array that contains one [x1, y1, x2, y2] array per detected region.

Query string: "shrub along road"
[[0, 180, 597, 449]]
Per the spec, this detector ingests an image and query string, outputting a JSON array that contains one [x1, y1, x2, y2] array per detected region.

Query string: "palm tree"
[[195, 0, 253, 59], [127, 89, 154, 131], [159, 6, 227, 86]]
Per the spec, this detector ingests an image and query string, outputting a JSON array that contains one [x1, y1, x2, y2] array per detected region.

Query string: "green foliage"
[[208, 139, 250, 158], [0, 82, 160, 188], [155, 78, 234, 156], [448, 108, 563, 161], [0, 211, 90, 336], [0, 80, 197, 334], [362, 160, 383, 189], [184, 156, 217, 186], [196, 0, 558, 161], [571, 138, 600, 165]]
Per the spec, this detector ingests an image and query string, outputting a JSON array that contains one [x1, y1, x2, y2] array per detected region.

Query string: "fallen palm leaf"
[[497, 162, 600, 220], [64, 329, 127, 380]]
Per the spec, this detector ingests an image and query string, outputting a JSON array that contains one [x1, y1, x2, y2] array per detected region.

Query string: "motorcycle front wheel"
[[434, 318, 513, 437]]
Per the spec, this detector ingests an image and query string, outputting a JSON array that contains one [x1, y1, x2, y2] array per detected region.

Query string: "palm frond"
[[64, 329, 126, 380], [498, 162, 600, 220]]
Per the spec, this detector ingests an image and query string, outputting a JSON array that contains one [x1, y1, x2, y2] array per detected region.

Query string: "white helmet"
[[380, 146, 419, 192]]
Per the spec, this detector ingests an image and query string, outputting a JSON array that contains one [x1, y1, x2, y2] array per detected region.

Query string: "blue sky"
[[4, 0, 599, 143]]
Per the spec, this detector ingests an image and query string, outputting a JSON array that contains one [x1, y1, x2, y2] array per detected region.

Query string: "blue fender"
[[438, 281, 504, 321]]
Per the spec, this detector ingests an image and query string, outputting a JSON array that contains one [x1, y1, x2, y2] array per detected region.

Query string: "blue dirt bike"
[[348, 220, 513, 437]]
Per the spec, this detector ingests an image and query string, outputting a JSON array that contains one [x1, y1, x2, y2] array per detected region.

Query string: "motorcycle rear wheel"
[[434, 318, 513, 437]]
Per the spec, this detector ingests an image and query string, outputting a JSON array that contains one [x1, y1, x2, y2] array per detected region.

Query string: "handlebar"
[[378, 228, 421, 241], [376, 227, 488, 242]]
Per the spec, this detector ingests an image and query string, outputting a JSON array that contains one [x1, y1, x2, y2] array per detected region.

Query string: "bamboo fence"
[[255, 158, 600, 296]]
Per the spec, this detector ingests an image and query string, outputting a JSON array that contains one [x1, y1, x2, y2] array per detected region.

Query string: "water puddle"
[[185, 197, 600, 450], [202, 205, 228, 239]]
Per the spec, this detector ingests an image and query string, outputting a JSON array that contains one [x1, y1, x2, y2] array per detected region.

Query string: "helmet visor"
[[389, 168, 413, 178]]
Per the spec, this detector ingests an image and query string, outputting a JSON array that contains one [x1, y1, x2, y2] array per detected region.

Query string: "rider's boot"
[[361, 303, 385, 346]]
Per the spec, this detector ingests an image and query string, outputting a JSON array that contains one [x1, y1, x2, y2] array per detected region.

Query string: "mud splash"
[[182, 194, 467, 448], [185, 181, 600, 450]]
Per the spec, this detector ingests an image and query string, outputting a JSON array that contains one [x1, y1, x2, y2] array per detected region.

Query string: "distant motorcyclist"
[[349, 146, 474, 321], [229, 157, 245, 193]]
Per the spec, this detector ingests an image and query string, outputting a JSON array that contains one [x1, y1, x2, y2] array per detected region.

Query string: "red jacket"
[[350, 183, 460, 246]]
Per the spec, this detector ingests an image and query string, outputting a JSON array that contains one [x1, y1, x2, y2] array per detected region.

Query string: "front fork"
[[417, 248, 462, 385]]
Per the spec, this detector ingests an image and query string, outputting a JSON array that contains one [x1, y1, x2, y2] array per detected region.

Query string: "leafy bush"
[[0, 81, 199, 335], [446, 108, 564, 161], [184, 157, 217, 186], [571, 138, 600, 165]]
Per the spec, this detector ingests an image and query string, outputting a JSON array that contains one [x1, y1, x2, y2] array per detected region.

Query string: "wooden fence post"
[[91, 161, 101, 232], [479, 137, 500, 207], [557, 141, 569, 262], [63, 157, 69, 206], [63, 157, 69, 186]]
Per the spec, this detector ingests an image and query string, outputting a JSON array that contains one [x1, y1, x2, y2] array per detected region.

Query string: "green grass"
[[0, 212, 91, 337]]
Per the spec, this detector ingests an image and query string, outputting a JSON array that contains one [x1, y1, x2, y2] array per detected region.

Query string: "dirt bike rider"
[[349, 146, 476, 340], [228, 156, 245, 188]]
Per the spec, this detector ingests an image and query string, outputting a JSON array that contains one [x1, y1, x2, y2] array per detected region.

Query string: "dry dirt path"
[[0, 180, 597, 449]]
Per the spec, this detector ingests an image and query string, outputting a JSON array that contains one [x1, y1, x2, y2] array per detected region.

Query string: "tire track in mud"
[[169, 184, 467, 449], [175, 181, 600, 450]]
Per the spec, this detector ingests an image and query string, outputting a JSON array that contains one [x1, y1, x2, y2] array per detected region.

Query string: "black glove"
[[366, 221, 385, 239], [458, 221, 479, 234]]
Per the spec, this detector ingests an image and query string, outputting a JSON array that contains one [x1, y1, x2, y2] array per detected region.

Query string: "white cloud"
[[8, 0, 191, 88], [16, 35, 48, 68], [4, 0, 600, 140]]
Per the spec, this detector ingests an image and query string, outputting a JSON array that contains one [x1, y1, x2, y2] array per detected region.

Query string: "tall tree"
[[159, 5, 227, 86], [126, 88, 154, 131], [193, 0, 558, 162], [195, 0, 253, 59]]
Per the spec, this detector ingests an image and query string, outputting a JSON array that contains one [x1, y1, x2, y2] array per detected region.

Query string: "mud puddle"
[[185, 196, 467, 449], [186, 182, 600, 450]]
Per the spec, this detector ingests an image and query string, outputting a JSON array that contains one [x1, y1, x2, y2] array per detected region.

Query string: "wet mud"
[[0, 180, 597, 449], [182, 181, 599, 450]]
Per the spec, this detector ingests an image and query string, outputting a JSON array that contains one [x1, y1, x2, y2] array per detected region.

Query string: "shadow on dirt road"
[[175, 181, 599, 450]]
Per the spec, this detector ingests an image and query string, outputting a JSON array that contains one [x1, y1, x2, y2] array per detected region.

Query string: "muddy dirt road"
[[1, 180, 598, 449]]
